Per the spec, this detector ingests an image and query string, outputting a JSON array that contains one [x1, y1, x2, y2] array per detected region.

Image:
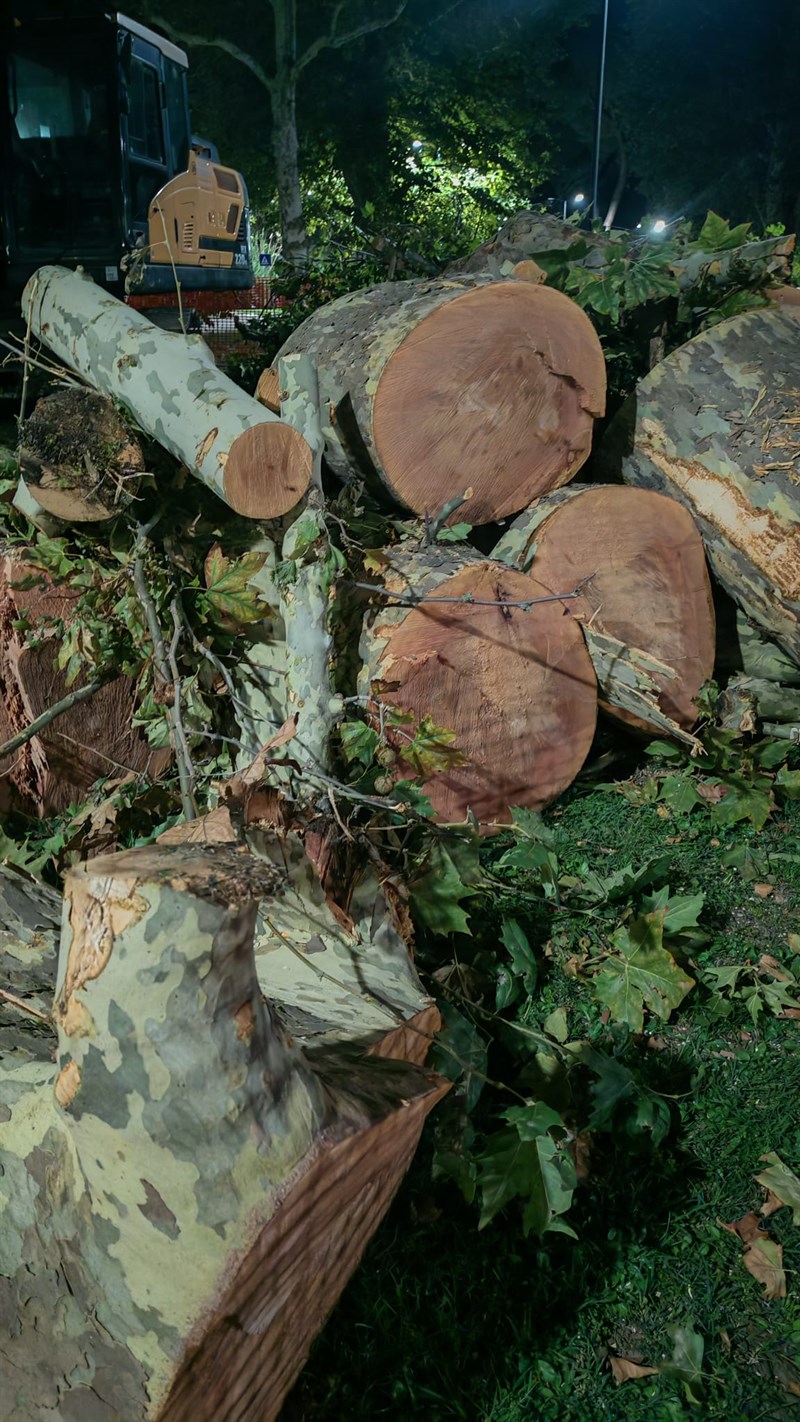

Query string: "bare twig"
[[425, 487, 473, 542], [352, 575, 594, 610], [0, 676, 108, 761], [294, 0, 408, 75], [148, 18, 273, 88], [0, 987, 51, 1024], [131, 533, 197, 820]]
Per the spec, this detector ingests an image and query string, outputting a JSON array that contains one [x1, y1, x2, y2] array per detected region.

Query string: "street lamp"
[[563, 193, 586, 219], [652, 218, 667, 234], [591, 0, 611, 223]]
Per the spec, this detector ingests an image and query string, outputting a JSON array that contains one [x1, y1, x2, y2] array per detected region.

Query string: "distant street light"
[[411, 139, 423, 151], [652, 218, 667, 234], [563, 192, 587, 219], [591, 0, 611, 223]]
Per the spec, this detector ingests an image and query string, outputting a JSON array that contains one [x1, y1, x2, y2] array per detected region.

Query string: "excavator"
[[0, 5, 255, 339]]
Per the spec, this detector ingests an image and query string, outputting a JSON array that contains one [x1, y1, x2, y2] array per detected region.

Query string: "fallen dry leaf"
[[609, 1356, 659, 1386], [780, 1006, 800, 1020], [697, 782, 728, 803], [753, 883, 775, 899], [757, 954, 793, 981], [709, 838, 721, 847], [761, 1191, 784, 1219], [742, 1236, 786, 1298], [722, 1212, 787, 1299]]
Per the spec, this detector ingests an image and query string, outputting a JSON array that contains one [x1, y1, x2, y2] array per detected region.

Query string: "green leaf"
[[592, 911, 695, 1032], [696, 210, 750, 251], [411, 840, 477, 936], [203, 545, 268, 627], [500, 918, 537, 995], [406, 714, 468, 776], [645, 739, 686, 762], [711, 774, 774, 830], [624, 248, 680, 307], [641, 886, 705, 935], [542, 1006, 569, 1043], [339, 719, 380, 767], [509, 806, 555, 845], [476, 1126, 576, 1237], [582, 1049, 637, 1127], [503, 1100, 565, 1140], [775, 766, 800, 800], [429, 1002, 487, 1113], [754, 1153, 800, 1225], [662, 1323, 705, 1407], [660, 774, 702, 815], [436, 522, 473, 543]]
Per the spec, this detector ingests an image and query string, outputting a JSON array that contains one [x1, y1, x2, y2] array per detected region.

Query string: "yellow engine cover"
[[147, 152, 246, 268]]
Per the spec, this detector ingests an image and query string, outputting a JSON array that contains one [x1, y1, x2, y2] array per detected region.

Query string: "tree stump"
[[277, 275, 606, 524], [0, 841, 446, 1422], [17, 387, 144, 525], [359, 545, 597, 822], [493, 484, 716, 737], [598, 306, 800, 660]]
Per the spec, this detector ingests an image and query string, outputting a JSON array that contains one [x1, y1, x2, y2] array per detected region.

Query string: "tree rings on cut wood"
[[18, 387, 144, 522], [278, 276, 606, 525], [222, 421, 312, 519], [360, 553, 597, 823], [494, 485, 715, 733]]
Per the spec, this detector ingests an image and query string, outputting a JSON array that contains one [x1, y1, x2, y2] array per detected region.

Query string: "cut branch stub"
[[278, 275, 606, 524], [494, 484, 716, 734], [18, 386, 144, 523], [598, 306, 800, 660], [21, 265, 312, 520], [359, 548, 597, 823]]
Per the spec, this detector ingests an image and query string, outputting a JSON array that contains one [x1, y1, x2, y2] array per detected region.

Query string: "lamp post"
[[591, 0, 610, 223]]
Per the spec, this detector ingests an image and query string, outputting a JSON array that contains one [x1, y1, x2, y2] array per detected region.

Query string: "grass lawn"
[[282, 782, 800, 1421]]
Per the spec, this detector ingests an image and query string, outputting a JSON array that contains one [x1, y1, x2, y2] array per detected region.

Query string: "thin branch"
[[148, 18, 274, 89], [168, 599, 198, 818], [352, 575, 595, 611], [0, 676, 108, 761], [131, 534, 197, 820], [0, 987, 51, 1024], [295, 0, 407, 76]]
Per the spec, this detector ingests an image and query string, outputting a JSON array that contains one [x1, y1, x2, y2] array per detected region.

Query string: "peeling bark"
[[0, 841, 445, 1421], [598, 306, 800, 660]]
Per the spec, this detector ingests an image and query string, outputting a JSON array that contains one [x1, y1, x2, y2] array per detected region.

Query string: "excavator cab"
[[0, 8, 254, 313]]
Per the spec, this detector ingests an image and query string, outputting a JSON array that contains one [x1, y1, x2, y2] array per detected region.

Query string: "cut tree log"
[[451, 210, 796, 289], [17, 386, 144, 525], [0, 554, 168, 814], [358, 545, 597, 822], [0, 840, 446, 1422], [276, 274, 606, 524], [493, 484, 715, 738], [21, 265, 312, 520], [597, 306, 800, 660]]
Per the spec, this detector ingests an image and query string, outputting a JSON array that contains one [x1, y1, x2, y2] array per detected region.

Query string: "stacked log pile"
[[2, 250, 799, 1417]]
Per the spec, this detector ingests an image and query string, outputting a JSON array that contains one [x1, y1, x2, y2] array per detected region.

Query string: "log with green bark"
[[275, 274, 606, 525], [0, 840, 446, 1421], [358, 544, 598, 822], [453, 210, 796, 289], [598, 306, 800, 661], [21, 266, 312, 520], [493, 484, 715, 741]]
